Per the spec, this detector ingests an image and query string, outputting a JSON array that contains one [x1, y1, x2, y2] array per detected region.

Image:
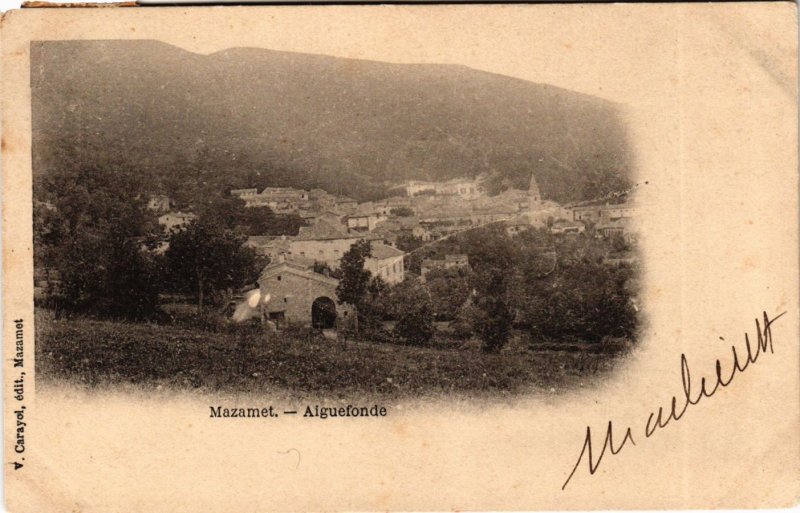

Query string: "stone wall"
[[259, 266, 350, 327]]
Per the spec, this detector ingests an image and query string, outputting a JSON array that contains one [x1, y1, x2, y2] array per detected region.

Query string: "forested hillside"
[[32, 40, 634, 204]]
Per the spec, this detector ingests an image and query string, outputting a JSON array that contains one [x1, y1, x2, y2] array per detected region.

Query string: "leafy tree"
[[362, 275, 389, 326], [451, 299, 479, 339], [472, 293, 513, 352], [395, 234, 425, 254], [165, 220, 260, 311], [33, 166, 164, 320], [195, 195, 251, 231], [425, 267, 472, 321], [335, 239, 372, 331], [197, 195, 306, 236], [511, 231, 638, 344], [522, 260, 636, 343], [248, 212, 306, 237], [98, 238, 163, 320], [392, 277, 434, 345], [465, 226, 515, 352]]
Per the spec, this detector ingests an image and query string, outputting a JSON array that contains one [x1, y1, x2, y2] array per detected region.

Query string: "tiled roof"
[[369, 242, 405, 260], [372, 216, 421, 234], [295, 219, 354, 241], [352, 202, 377, 216], [260, 259, 339, 286]]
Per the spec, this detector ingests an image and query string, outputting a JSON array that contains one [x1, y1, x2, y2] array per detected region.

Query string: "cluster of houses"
[[150, 174, 638, 328]]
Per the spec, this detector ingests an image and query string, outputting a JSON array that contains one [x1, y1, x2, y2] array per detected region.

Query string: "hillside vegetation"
[[32, 40, 633, 205]]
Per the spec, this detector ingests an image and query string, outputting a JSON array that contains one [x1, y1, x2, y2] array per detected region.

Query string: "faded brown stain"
[[742, 256, 758, 270], [375, 491, 391, 509], [392, 420, 408, 438]]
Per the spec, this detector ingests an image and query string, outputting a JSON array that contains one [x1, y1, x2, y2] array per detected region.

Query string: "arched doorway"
[[311, 296, 337, 329]]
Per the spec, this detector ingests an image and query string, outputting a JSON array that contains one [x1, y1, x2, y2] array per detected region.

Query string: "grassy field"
[[35, 310, 629, 399]]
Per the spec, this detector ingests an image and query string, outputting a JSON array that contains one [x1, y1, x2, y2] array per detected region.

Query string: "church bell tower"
[[528, 170, 541, 205]]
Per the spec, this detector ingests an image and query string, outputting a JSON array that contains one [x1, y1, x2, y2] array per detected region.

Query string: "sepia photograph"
[[3, 5, 797, 512], [31, 39, 640, 399]]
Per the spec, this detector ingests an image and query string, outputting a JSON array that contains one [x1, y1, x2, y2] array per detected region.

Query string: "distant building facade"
[[400, 178, 483, 199], [365, 243, 405, 284], [288, 220, 363, 268], [597, 217, 637, 242], [571, 202, 638, 223], [231, 187, 310, 209], [550, 219, 586, 235], [371, 216, 431, 246], [346, 212, 387, 233], [231, 188, 259, 199], [420, 254, 469, 278]]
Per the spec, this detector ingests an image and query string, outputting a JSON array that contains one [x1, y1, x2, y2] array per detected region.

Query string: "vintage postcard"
[[1, 3, 798, 512]]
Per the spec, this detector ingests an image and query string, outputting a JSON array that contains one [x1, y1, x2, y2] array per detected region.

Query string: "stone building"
[[257, 257, 352, 329], [288, 220, 363, 268], [550, 219, 586, 235], [365, 243, 406, 284], [597, 217, 637, 242], [231, 188, 259, 199], [371, 216, 431, 246], [345, 212, 387, 233], [570, 202, 638, 224]]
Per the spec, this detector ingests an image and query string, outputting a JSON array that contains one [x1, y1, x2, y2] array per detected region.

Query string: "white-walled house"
[[365, 243, 405, 284]]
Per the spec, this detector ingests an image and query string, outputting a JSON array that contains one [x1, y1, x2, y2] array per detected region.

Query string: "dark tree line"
[[339, 224, 638, 352], [34, 167, 267, 319]]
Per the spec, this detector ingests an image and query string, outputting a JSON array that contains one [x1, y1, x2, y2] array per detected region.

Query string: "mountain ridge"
[[31, 39, 634, 205]]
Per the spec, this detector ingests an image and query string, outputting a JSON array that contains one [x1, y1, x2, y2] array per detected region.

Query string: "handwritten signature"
[[562, 310, 787, 490]]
